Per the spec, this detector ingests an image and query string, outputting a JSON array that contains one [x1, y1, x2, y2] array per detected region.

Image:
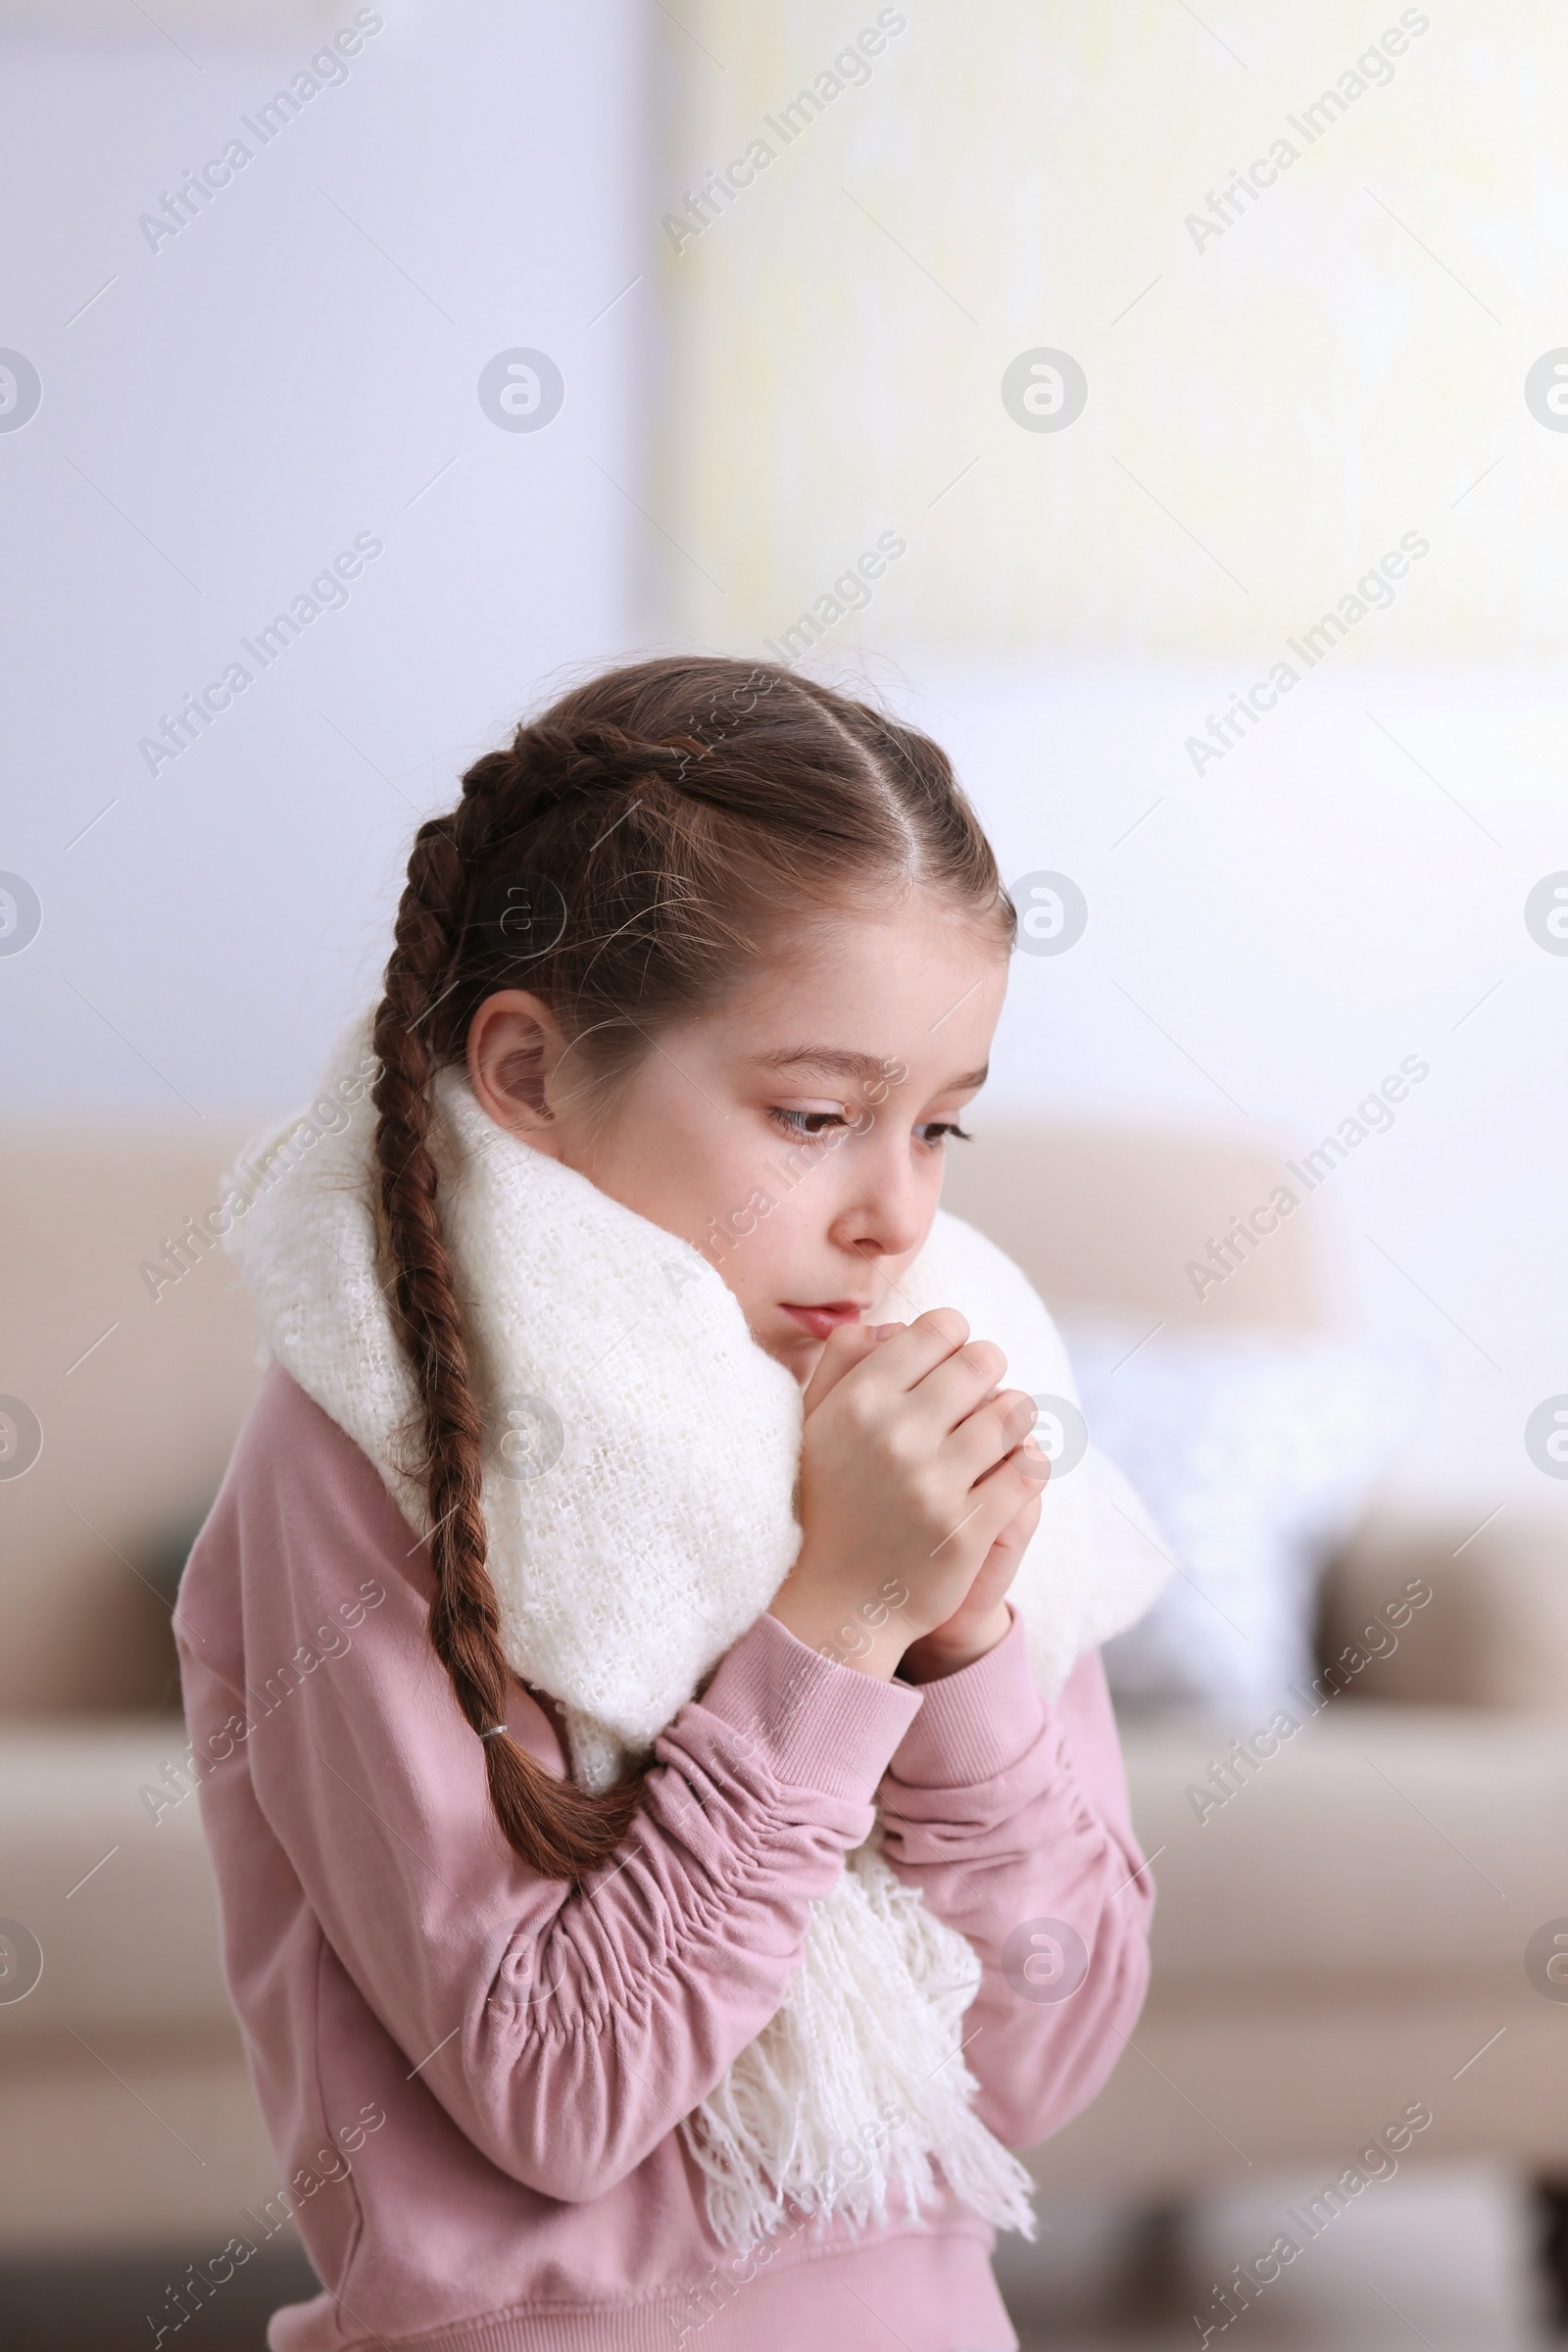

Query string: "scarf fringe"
[[680, 1842, 1038, 2253]]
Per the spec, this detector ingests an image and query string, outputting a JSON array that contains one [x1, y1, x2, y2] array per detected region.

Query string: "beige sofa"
[[2, 1122, 1566, 2268], [942, 1127, 1568, 2209]]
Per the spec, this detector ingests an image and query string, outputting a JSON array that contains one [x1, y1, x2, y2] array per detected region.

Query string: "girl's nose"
[[829, 1138, 929, 1262]]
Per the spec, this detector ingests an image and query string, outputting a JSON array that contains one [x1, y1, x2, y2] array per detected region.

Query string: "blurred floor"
[[0, 2168, 1547, 2348], [997, 2163, 1552, 2351], [0, 2239, 317, 2352]]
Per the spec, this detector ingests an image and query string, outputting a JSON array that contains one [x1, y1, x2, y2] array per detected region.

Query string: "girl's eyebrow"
[[755, 1046, 989, 1091]]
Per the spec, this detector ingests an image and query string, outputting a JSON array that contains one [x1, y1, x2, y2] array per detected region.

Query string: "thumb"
[[802, 1319, 903, 1415]]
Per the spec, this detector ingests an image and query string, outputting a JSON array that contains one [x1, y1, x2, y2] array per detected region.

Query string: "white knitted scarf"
[[222, 1013, 1170, 2254]]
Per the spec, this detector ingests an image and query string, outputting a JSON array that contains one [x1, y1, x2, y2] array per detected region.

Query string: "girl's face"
[[468, 890, 1010, 1385]]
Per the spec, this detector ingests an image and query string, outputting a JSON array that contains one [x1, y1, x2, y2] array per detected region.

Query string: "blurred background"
[[3, 1, 1568, 2345]]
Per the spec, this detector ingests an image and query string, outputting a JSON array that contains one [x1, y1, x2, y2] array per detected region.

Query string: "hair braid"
[[484, 716, 708, 815], [371, 808, 645, 1880]]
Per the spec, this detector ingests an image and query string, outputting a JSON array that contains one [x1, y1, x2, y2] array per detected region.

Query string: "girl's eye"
[[767, 1106, 849, 1138], [765, 1107, 974, 1145]]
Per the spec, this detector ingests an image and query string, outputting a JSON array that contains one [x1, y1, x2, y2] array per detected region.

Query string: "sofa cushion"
[[0, 1722, 233, 2045], [1066, 1320, 1420, 1715], [1123, 1698, 1568, 1991], [0, 1132, 262, 1713]]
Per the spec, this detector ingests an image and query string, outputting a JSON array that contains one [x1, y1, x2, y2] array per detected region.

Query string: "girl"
[[178, 657, 1157, 2352]]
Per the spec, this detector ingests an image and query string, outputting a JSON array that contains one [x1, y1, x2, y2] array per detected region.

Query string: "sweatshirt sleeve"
[[178, 1369, 922, 2206], [875, 1604, 1153, 2152]]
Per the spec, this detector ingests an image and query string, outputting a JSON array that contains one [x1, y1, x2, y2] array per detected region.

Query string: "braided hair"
[[370, 657, 1012, 1879]]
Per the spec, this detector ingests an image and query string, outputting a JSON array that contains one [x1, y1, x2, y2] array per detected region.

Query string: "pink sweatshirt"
[[177, 1364, 1152, 2352]]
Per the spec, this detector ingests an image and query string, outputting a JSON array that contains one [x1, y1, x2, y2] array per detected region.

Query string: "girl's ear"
[[466, 989, 568, 1152]]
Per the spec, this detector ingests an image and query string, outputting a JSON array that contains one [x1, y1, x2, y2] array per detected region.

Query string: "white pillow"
[[1057, 1319, 1422, 1720]]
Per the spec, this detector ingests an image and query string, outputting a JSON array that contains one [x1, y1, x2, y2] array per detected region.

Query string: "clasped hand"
[[767, 1308, 1051, 1683]]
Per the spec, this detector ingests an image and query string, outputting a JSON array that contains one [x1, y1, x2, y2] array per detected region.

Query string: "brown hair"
[[370, 656, 1012, 1879]]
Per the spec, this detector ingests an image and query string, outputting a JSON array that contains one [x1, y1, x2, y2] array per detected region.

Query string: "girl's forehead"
[[738, 895, 1007, 1001], [693, 915, 1008, 1082]]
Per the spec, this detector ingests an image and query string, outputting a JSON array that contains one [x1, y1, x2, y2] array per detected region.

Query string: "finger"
[[837, 1305, 972, 1403], [943, 1385, 1036, 1482], [975, 1442, 1053, 1515], [970, 1492, 1043, 1601], [1018, 1436, 1053, 1485], [956, 1446, 1053, 1558], [926, 1443, 1039, 1568], [977, 1433, 1054, 1490], [990, 1489, 1044, 1558], [801, 1320, 884, 1415], [947, 1495, 1041, 1628], [906, 1335, 1009, 1438]]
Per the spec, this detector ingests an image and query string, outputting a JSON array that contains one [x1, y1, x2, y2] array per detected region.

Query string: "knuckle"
[[884, 1417, 928, 1470], [883, 1401, 921, 1458], [836, 1386, 879, 1439], [904, 1471, 948, 1532], [922, 1306, 969, 1348]]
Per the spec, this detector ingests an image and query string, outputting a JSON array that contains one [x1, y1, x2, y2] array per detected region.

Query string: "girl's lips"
[[781, 1300, 865, 1340]]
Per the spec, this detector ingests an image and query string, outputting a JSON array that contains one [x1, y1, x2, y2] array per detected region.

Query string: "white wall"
[[0, 0, 649, 1118], [895, 654, 1568, 1521], [653, 0, 1568, 661]]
